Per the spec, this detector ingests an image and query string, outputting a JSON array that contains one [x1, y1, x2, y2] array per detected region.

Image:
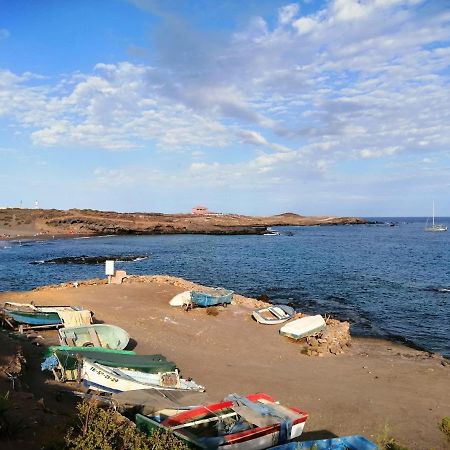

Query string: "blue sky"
[[1, 0, 450, 216]]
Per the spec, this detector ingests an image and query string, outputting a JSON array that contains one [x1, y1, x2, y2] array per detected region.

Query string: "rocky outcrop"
[[305, 318, 351, 356]]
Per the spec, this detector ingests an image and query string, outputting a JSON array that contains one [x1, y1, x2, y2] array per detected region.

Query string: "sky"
[[1, 0, 450, 216]]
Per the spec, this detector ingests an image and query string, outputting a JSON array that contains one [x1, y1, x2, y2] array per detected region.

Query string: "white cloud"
[[0, 0, 449, 191]]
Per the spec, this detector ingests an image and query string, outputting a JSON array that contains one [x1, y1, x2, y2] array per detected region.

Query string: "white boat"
[[263, 227, 280, 236], [279, 314, 326, 340], [252, 305, 295, 325], [425, 201, 447, 232], [81, 359, 205, 394], [169, 291, 191, 307]]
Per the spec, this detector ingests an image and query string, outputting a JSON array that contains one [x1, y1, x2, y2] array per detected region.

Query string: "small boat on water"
[[82, 359, 205, 394], [136, 392, 308, 450], [279, 315, 326, 340], [252, 305, 295, 325], [2, 302, 92, 327], [269, 434, 378, 449], [425, 201, 447, 232], [185, 288, 234, 309], [58, 323, 130, 350]]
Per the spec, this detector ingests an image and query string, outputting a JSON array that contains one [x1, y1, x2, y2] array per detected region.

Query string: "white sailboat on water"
[[425, 201, 447, 232]]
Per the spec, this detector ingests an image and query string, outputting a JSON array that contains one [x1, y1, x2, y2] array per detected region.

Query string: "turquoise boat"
[[2, 302, 89, 327], [269, 435, 378, 449], [58, 323, 130, 349], [188, 288, 233, 309]]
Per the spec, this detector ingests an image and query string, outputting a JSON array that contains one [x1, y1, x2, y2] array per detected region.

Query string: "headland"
[[0, 208, 367, 239]]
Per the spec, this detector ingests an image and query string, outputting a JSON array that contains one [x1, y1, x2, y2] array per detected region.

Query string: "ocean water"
[[1, 218, 449, 357]]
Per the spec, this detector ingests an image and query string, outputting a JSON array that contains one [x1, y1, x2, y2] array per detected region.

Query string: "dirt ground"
[[1, 277, 449, 449]]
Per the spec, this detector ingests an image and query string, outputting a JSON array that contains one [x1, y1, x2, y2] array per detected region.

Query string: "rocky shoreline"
[[0, 208, 367, 239]]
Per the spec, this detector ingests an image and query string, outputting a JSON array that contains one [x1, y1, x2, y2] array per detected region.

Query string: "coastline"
[[1, 275, 449, 449]]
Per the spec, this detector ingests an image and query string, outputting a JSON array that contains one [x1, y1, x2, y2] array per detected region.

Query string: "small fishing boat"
[[41, 347, 177, 382], [58, 323, 130, 349], [82, 359, 205, 394], [136, 392, 308, 450], [2, 302, 91, 327], [185, 288, 234, 310], [269, 434, 378, 449], [252, 305, 295, 325], [279, 314, 326, 340]]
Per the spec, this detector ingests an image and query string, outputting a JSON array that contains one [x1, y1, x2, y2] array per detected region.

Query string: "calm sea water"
[[1, 218, 449, 357]]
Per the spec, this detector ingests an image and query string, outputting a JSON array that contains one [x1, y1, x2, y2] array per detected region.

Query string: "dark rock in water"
[[257, 294, 270, 302], [30, 255, 149, 265]]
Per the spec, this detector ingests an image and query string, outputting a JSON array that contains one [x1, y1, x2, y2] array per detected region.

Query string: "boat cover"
[[111, 389, 210, 414]]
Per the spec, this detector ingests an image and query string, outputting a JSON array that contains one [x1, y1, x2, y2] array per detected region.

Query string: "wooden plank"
[[88, 328, 101, 347]]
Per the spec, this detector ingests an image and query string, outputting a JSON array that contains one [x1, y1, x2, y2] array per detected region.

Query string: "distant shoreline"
[[0, 207, 367, 240]]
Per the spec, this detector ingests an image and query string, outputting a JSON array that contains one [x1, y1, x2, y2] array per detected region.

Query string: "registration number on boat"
[[89, 366, 119, 383]]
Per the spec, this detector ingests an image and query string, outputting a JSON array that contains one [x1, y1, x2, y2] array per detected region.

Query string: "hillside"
[[0, 208, 367, 238]]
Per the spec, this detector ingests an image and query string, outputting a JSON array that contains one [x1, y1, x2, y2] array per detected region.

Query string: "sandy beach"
[[1, 275, 449, 449]]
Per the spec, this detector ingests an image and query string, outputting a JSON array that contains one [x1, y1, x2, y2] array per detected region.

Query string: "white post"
[[105, 260, 115, 284]]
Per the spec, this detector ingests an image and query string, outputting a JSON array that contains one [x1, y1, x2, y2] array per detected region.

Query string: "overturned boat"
[[279, 314, 326, 340], [269, 434, 378, 449], [136, 392, 308, 449]]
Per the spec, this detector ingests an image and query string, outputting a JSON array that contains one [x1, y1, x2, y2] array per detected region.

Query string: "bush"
[[0, 391, 23, 439], [439, 417, 450, 442], [65, 400, 188, 450]]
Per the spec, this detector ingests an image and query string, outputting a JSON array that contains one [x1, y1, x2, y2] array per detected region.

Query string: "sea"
[[1, 217, 449, 358]]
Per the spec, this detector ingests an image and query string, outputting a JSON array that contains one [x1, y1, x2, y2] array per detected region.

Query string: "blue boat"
[[2, 302, 89, 327], [269, 435, 378, 449], [187, 288, 234, 309]]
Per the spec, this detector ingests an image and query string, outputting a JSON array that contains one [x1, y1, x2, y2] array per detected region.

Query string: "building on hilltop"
[[191, 205, 209, 215]]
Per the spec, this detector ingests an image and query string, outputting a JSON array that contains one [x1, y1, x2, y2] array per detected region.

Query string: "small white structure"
[[105, 260, 115, 284]]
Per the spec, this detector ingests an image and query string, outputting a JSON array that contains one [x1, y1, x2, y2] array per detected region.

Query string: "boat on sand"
[[279, 315, 326, 340], [58, 323, 130, 350], [270, 434, 377, 449], [2, 302, 91, 327], [252, 305, 295, 325], [82, 359, 205, 394], [136, 392, 308, 449]]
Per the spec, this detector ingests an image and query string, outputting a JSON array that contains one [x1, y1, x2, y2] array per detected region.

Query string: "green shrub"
[[65, 400, 188, 450], [439, 417, 450, 442], [0, 391, 23, 439]]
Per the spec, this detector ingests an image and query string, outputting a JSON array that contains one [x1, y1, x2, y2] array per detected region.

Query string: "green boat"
[[42, 346, 177, 382], [58, 323, 130, 349]]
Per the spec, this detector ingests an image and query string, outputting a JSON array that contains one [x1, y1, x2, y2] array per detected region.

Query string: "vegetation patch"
[[65, 400, 188, 450], [439, 416, 450, 442]]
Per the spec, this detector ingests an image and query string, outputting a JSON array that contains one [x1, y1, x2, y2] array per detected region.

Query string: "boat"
[[41, 347, 178, 382], [1, 302, 92, 327], [185, 288, 234, 310], [58, 323, 130, 349], [279, 315, 326, 340], [81, 359, 205, 394], [252, 305, 295, 325], [136, 392, 308, 449], [263, 227, 280, 236], [269, 434, 378, 449], [425, 201, 447, 232], [169, 291, 192, 307]]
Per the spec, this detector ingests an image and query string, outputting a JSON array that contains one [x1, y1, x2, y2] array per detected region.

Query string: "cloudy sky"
[[1, 0, 449, 216]]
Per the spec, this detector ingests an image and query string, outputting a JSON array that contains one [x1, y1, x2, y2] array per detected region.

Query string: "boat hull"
[[5, 310, 62, 325], [279, 315, 326, 340], [58, 324, 130, 349], [139, 393, 308, 450], [269, 435, 378, 449], [252, 305, 295, 325], [190, 289, 233, 307], [82, 360, 205, 394]]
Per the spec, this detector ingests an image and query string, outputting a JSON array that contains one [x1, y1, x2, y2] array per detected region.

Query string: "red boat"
[[136, 392, 308, 449]]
